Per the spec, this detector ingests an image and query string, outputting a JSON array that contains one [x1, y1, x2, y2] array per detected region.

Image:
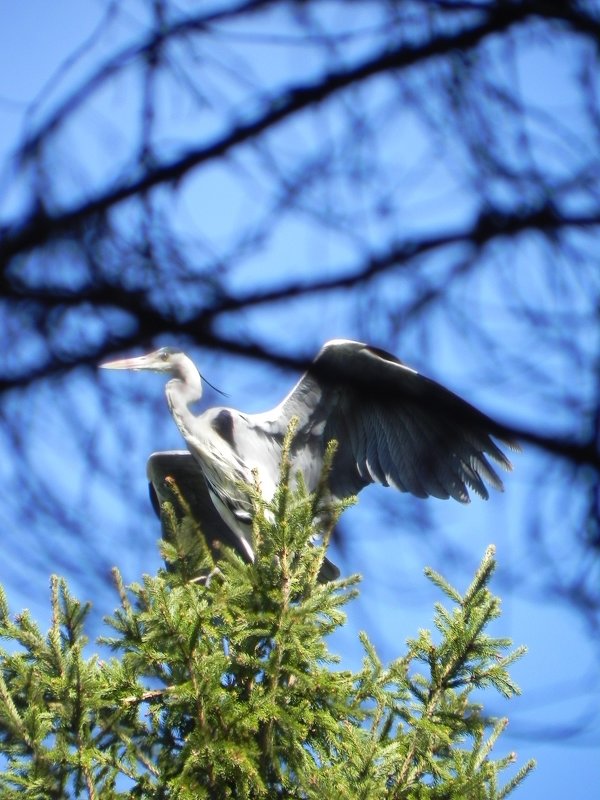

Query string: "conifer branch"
[[0, 477, 533, 796]]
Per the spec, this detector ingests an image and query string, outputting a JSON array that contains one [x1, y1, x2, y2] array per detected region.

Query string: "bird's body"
[[101, 339, 518, 575]]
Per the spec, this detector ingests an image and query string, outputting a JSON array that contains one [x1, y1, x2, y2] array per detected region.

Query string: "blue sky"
[[1, 1, 599, 795]]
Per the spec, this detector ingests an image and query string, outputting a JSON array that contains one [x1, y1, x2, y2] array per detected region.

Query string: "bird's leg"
[[190, 566, 223, 587]]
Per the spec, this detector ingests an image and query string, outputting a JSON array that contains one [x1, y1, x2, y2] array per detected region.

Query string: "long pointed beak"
[[99, 353, 157, 371]]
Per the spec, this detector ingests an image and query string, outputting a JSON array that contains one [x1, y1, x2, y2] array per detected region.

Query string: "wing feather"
[[402, 407, 479, 501], [388, 408, 453, 499], [366, 413, 388, 485], [377, 407, 425, 496], [251, 339, 518, 505]]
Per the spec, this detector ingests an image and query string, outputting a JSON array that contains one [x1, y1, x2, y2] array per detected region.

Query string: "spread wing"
[[254, 340, 518, 503]]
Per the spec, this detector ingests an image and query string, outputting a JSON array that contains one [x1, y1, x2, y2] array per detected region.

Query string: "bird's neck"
[[165, 375, 202, 441]]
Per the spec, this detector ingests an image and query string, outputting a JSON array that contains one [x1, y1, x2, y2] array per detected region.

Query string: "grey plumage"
[[101, 339, 518, 576]]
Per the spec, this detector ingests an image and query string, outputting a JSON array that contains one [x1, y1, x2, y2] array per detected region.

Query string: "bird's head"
[[100, 347, 188, 375], [100, 347, 227, 397]]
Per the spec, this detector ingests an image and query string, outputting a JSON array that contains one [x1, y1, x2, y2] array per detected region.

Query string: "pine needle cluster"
[[0, 432, 534, 798]]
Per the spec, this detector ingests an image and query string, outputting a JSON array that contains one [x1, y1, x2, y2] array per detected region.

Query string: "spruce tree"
[[0, 434, 534, 798]]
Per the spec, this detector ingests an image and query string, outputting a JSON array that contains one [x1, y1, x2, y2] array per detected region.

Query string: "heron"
[[100, 339, 518, 577]]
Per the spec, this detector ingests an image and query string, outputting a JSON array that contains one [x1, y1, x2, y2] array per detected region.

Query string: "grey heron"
[[101, 339, 518, 577]]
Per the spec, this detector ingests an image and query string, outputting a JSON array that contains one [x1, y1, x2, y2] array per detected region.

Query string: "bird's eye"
[[160, 351, 169, 362]]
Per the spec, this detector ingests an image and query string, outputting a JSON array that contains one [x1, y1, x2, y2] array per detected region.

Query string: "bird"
[[100, 339, 518, 577]]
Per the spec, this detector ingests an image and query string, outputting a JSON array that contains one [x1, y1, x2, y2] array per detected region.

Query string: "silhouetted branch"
[[2, 1, 587, 267]]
